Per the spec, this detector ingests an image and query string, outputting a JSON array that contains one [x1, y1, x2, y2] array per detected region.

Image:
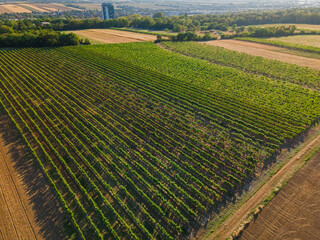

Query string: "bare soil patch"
[[239, 150, 320, 240], [203, 129, 320, 240], [204, 40, 320, 70], [0, 110, 69, 240], [69, 29, 157, 43]]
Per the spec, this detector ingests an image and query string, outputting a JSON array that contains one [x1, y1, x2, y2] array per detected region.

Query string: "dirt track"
[[204, 40, 320, 70], [207, 131, 320, 240], [239, 150, 320, 239], [70, 29, 157, 43]]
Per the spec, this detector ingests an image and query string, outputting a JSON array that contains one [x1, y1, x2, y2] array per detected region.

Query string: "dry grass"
[[253, 23, 320, 31], [20, 4, 49, 13], [76, 3, 101, 10], [69, 29, 157, 44], [0, 3, 81, 14], [268, 35, 320, 48], [1, 4, 31, 13]]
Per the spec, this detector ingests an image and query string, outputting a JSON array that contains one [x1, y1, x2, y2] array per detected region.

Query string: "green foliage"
[[153, 11, 166, 19], [0, 42, 320, 239], [0, 25, 14, 34], [0, 30, 85, 47], [1, 7, 320, 34], [88, 42, 320, 121], [162, 41, 320, 89], [236, 36, 320, 54]]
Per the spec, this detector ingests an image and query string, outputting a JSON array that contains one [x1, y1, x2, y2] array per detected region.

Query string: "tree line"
[[0, 29, 90, 48], [1, 7, 319, 33]]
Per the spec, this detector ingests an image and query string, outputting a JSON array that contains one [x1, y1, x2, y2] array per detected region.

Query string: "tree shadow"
[[0, 111, 71, 240]]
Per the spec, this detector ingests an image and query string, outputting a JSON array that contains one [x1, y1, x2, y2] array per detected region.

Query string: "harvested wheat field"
[[238, 150, 320, 240], [0, 5, 10, 13], [0, 114, 69, 240], [1, 4, 31, 13], [268, 35, 320, 48], [204, 40, 320, 70], [0, 3, 81, 14], [20, 4, 49, 13], [76, 3, 102, 10], [69, 29, 157, 43]]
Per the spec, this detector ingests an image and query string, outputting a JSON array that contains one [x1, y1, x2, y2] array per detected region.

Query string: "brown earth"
[[204, 131, 320, 240], [204, 40, 320, 70], [0, 112, 69, 240], [239, 151, 320, 240], [70, 29, 157, 43]]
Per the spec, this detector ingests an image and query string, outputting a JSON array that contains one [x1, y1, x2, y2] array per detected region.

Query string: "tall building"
[[102, 3, 114, 20]]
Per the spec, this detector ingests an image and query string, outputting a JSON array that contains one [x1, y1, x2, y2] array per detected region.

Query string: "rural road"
[[207, 132, 320, 240], [204, 40, 320, 70]]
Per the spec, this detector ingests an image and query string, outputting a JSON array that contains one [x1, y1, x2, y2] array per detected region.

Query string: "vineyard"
[[161, 41, 320, 89], [0, 43, 320, 239], [236, 37, 320, 54]]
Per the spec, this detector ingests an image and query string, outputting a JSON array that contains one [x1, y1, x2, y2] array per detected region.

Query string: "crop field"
[[76, 3, 102, 10], [0, 111, 68, 240], [203, 39, 320, 70], [161, 41, 320, 88], [0, 3, 80, 14], [68, 29, 157, 44], [0, 42, 320, 239]]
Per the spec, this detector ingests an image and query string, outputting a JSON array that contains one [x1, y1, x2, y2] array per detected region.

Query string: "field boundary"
[[202, 39, 320, 70], [158, 43, 291, 84], [203, 124, 320, 240], [235, 37, 320, 54], [232, 139, 320, 239]]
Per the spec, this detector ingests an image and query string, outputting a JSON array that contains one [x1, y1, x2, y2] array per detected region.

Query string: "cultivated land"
[[0, 111, 69, 240], [0, 127, 39, 240], [161, 41, 320, 239], [209, 129, 320, 240], [68, 29, 157, 43], [204, 40, 320, 70], [1, 42, 320, 239], [161, 41, 320, 89], [76, 3, 101, 10], [0, 3, 80, 14], [239, 149, 320, 240], [268, 35, 320, 48]]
